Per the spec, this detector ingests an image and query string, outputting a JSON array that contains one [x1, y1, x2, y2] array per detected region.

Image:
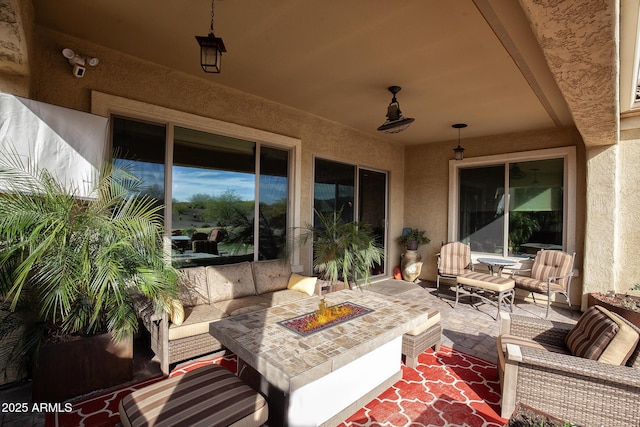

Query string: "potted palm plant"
[[297, 208, 384, 291], [0, 150, 177, 401]]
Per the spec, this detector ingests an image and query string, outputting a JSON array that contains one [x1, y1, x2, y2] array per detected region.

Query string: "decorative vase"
[[401, 250, 423, 282]]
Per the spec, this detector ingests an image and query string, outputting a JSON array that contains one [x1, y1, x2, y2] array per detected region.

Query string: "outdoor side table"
[[477, 257, 516, 276]]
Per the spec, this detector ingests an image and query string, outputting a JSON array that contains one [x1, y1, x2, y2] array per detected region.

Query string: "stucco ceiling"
[[34, 0, 575, 145]]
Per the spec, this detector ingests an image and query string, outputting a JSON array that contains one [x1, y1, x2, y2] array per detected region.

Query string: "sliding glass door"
[[314, 158, 388, 276], [457, 157, 565, 257]]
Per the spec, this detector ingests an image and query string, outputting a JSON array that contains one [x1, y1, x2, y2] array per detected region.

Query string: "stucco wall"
[[28, 26, 406, 276], [404, 127, 586, 304], [0, 0, 32, 96], [617, 129, 640, 296]]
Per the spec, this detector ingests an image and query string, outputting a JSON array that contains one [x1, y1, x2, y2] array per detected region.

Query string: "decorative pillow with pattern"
[[565, 305, 619, 360]]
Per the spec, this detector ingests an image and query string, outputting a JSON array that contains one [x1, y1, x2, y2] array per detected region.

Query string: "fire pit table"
[[210, 289, 437, 427]]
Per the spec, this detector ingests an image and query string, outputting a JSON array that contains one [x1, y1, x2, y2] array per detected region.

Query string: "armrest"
[[512, 346, 640, 387], [133, 294, 169, 329], [504, 346, 640, 425], [510, 268, 531, 277]]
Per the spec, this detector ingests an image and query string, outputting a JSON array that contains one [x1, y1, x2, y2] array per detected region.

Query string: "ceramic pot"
[[401, 250, 423, 282]]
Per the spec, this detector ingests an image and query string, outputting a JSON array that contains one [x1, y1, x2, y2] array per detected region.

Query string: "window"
[[449, 147, 576, 258], [111, 117, 294, 267], [314, 158, 388, 276]]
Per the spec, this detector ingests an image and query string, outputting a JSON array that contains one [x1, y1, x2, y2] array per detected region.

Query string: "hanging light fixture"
[[452, 123, 467, 161], [377, 86, 415, 134], [195, 0, 227, 73]]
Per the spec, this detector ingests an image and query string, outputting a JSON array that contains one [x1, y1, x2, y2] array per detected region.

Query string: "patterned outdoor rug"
[[46, 347, 506, 427]]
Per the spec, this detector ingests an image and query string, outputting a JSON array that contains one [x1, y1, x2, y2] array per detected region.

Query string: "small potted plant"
[[398, 228, 430, 251]]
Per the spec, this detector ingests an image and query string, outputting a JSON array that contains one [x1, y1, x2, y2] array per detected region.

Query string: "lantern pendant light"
[[195, 0, 227, 73], [452, 123, 467, 161]]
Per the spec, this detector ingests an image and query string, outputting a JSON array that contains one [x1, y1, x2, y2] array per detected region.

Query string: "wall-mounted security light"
[[62, 48, 99, 78]]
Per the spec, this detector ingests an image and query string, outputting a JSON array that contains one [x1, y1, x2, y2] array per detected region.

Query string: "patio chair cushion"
[[119, 364, 268, 427], [438, 242, 471, 276], [565, 305, 619, 361], [513, 276, 565, 292], [457, 272, 514, 292]]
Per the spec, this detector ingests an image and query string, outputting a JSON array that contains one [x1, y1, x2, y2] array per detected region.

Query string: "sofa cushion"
[[170, 299, 185, 326], [206, 262, 256, 303], [252, 259, 292, 294], [259, 289, 313, 306], [168, 305, 228, 341], [177, 267, 210, 305], [287, 273, 317, 296], [594, 306, 640, 365], [406, 312, 441, 336], [565, 305, 619, 360], [212, 295, 271, 317]]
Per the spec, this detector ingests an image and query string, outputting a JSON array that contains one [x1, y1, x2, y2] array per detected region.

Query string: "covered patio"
[[1, 279, 578, 427], [1, 0, 640, 426]]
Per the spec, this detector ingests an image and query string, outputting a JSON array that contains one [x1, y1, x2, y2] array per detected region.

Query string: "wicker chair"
[[511, 249, 575, 318], [497, 311, 640, 426], [436, 242, 472, 297]]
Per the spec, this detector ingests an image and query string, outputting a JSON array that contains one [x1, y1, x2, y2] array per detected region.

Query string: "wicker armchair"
[[497, 312, 640, 426]]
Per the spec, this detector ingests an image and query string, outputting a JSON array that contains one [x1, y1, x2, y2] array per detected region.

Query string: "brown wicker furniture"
[[511, 249, 575, 318], [402, 312, 442, 368], [496, 309, 640, 426], [139, 260, 319, 374]]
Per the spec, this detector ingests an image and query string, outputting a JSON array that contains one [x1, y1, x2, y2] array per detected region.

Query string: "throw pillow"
[[565, 305, 619, 360], [170, 298, 185, 326], [287, 273, 317, 296], [594, 306, 640, 365]]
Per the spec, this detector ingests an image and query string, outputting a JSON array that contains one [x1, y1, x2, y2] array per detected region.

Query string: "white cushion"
[[287, 273, 318, 296], [167, 305, 228, 340], [406, 312, 441, 336]]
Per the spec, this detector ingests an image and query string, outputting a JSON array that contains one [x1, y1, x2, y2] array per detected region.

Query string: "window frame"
[[447, 146, 576, 257], [91, 91, 303, 268]]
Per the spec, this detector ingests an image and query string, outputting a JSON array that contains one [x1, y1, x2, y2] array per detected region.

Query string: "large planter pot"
[[32, 332, 133, 402], [406, 240, 419, 251], [587, 292, 640, 329], [401, 250, 423, 282]]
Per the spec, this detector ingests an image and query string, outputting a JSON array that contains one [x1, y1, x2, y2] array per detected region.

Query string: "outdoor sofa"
[[138, 259, 320, 374]]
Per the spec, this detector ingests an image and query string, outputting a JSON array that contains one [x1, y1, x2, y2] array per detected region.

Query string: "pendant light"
[[452, 123, 467, 161], [195, 0, 227, 73], [377, 86, 415, 134]]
